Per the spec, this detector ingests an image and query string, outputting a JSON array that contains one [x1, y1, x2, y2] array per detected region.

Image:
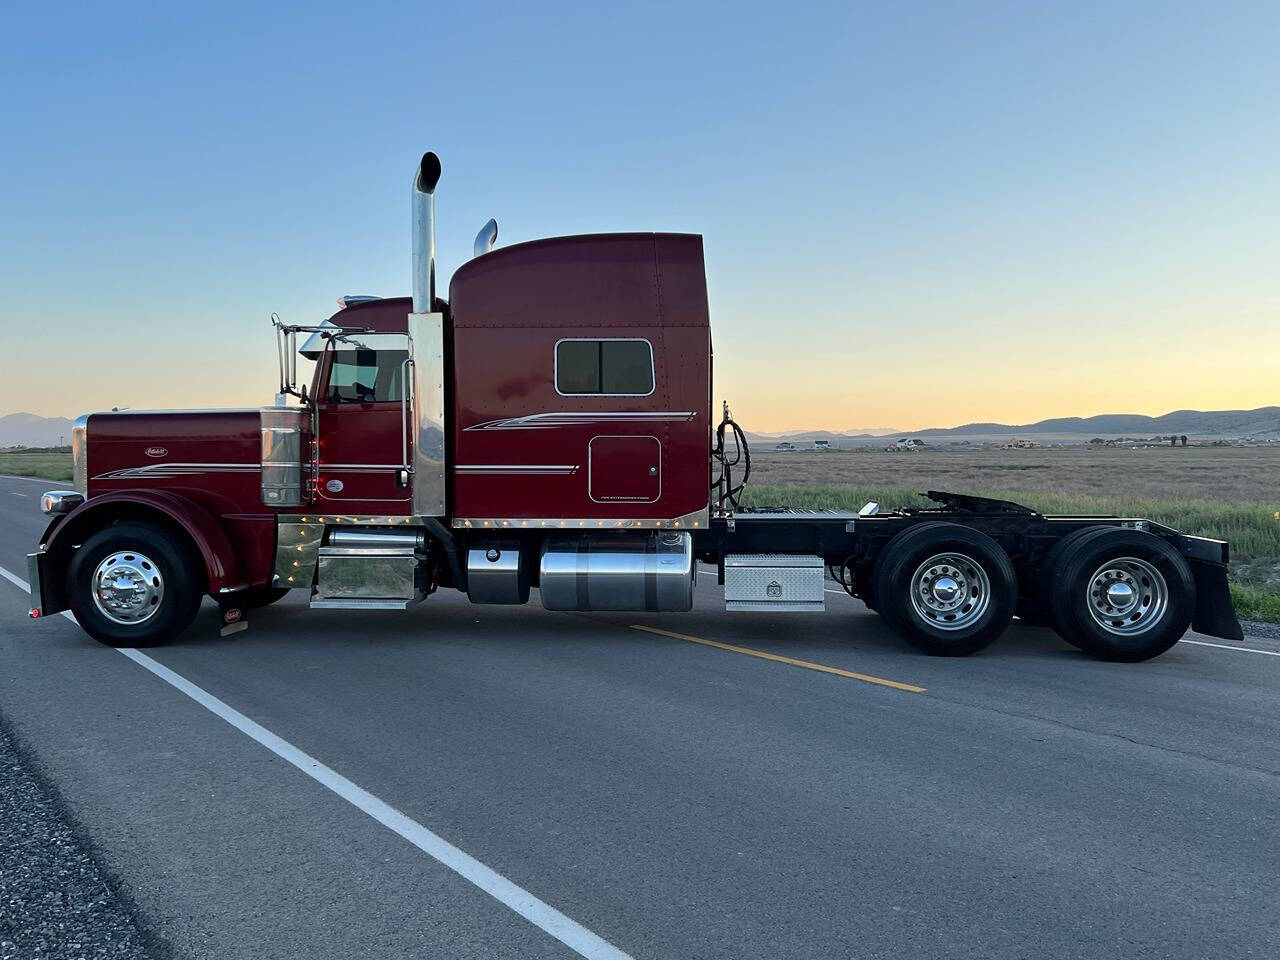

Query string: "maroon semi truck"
[[27, 152, 1242, 661]]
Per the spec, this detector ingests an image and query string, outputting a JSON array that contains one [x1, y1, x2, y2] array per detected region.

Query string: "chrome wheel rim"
[[909, 552, 991, 631], [91, 551, 165, 625], [1085, 556, 1167, 636]]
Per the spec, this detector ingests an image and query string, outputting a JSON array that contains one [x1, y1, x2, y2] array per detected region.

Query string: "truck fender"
[[42, 490, 244, 598]]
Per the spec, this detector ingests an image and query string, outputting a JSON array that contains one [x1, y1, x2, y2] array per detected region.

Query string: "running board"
[[309, 597, 419, 611]]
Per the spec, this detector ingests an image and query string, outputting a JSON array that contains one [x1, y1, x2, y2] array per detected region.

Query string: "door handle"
[[396, 468, 411, 488]]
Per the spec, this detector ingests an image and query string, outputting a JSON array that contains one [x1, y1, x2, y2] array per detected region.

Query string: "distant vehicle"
[[812, 439, 831, 451], [24, 149, 1243, 662], [1003, 439, 1041, 449], [886, 438, 925, 452]]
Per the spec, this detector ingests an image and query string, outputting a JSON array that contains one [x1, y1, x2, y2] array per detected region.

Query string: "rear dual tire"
[[873, 523, 1018, 657], [1042, 527, 1195, 662]]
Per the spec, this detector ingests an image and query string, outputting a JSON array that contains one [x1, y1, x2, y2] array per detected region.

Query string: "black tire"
[[873, 522, 1018, 656], [66, 522, 204, 648], [223, 586, 290, 609], [1033, 526, 1118, 644], [1045, 528, 1195, 662]]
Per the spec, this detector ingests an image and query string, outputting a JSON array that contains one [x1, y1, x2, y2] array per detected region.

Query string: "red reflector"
[[29, 608, 41, 619]]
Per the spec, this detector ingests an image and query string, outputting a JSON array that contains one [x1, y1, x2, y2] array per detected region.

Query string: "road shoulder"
[[0, 708, 167, 960]]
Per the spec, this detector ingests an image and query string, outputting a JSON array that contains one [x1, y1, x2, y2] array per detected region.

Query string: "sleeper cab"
[[448, 233, 712, 528]]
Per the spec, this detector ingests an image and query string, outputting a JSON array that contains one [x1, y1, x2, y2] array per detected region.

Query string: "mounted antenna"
[[411, 151, 441, 313], [473, 218, 498, 258]]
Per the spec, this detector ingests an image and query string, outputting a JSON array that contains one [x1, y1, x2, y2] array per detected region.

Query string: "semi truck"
[[27, 152, 1243, 661]]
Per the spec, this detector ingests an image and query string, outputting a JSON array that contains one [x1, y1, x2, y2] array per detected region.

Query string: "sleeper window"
[[556, 340, 653, 396]]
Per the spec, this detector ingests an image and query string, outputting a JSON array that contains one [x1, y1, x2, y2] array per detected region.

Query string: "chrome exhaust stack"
[[411, 152, 442, 312], [473, 218, 498, 258], [407, 151, 447, 517]]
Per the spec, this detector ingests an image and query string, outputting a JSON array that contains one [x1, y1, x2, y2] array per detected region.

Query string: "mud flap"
[[218, 599, 249, 637], [1188, 558, 1243, 641], [26, 550, 67, 617]]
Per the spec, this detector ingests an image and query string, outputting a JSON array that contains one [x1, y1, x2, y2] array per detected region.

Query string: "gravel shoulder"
[[0, 710, 167, 960]]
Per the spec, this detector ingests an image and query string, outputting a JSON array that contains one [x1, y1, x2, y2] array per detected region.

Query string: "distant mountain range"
[[4, 406, 1278, 450], [0, 413, 75, 448], [748, 406, 1280, 445]]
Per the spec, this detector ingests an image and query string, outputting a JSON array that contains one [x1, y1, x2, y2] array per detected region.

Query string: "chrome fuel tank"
[[539, 532, 695, 612]]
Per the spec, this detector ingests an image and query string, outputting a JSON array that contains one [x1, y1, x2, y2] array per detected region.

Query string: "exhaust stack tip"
[[417, 152, 441, 193], [474, 218, 498, 258], [412, 151, 441, 313]]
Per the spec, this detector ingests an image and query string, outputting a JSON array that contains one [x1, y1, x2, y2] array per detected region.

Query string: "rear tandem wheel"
[[872, 522, 1018, 657], [1043, 527, 1195, 662]]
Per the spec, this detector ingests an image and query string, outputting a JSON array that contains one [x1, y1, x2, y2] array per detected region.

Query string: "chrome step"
[[309, 597, 419, 611]]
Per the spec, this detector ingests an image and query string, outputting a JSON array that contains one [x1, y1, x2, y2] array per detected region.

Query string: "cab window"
[[327, 349, 408, 403], [555, 339, 654, 396]]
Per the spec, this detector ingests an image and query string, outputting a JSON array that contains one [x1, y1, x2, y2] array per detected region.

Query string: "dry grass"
[[749, 444, 1280, 502], [745, 445, 1280, 622]]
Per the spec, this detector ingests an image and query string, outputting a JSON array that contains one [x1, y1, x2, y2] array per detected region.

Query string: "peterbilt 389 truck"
[[27, 152, 1243, 662]]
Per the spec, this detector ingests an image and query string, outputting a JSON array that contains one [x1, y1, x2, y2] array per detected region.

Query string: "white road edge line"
[[1180, 637, 1280, 656], [0, 563, 632, 960]]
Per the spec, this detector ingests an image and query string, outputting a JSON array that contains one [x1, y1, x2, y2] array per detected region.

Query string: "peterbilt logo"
[[325, 479, 345, 493], [144, 446, 168, 458]]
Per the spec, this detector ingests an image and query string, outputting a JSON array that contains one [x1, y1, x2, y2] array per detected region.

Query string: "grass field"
[[747, 445, 1280, 623], [3, 444, 1277, 621], [0, 446, 72, 482]]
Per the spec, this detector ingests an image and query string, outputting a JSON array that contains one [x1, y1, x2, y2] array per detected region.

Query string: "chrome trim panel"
[[455, 464, 580, 476], [273, 519, 324, 588], [465, 411, 694, 432], [72, 414, 89, 494], [310, 597, 416, 610], [279, 514, 421, 526], [314, 544, 419, 603], [553, 338, 656, 398], [323, 463, 418, 471], [408, 310, 447, 516], [452, 507, 710, 530]]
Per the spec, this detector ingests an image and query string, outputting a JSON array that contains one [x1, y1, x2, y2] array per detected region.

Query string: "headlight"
[[40, 491, 84, 515]]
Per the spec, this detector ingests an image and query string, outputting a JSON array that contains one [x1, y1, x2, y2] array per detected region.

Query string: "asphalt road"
[[0, 473, 1276, 959]]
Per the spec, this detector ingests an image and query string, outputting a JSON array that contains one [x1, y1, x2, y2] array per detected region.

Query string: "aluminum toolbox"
[[724, 554, 825, 612]]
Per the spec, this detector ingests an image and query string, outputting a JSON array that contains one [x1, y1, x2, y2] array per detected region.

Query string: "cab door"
[[314, 347, 412, 515]]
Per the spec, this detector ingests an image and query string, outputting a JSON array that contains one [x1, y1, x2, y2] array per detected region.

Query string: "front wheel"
[[1045, 529, 1195, 662], [66, 522, 204, 647], [873, 522, 1018, 656]]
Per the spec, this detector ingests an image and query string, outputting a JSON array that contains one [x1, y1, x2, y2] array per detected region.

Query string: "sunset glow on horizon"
[[1, 2, 1276, 432]]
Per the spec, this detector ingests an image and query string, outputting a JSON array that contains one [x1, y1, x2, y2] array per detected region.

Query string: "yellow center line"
[[629, 624, 926, 693]]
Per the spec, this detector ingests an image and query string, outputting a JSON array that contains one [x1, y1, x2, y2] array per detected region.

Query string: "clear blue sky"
[[2, 0, 1276, 430]]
